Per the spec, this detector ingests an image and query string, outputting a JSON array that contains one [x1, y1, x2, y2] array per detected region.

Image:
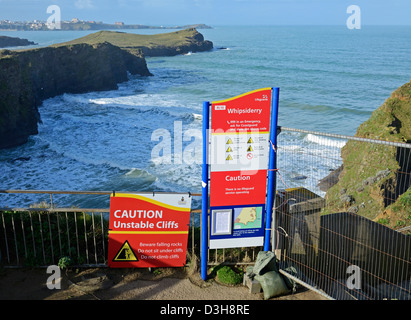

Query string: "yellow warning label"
[[226, 147, 233, 152], [226, 154, 233, 161], [247, 138, 253, 144], [226, 138, 233, 144], [247, 146, 253, 152], [113, 240, 139, 262]]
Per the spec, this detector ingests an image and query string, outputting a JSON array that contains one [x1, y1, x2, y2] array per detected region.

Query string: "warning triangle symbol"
[[226, 147, 233, 152], [247, 145, 253, 152], [113, 240, 139, 262], [226, 154, 233, 161], [247, 138, 253, 144], [226, 138, 233, 145]]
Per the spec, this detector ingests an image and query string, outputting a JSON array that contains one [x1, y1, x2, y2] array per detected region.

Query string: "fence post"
[[201, 101, 210, 280], [264, 87, 280, 251]]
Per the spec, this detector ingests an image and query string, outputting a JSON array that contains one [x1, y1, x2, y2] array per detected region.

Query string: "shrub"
[[214, 265, 244, 285]]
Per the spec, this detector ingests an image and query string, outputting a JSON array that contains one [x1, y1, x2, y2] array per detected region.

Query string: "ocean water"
[[1, 26, 410, 208]]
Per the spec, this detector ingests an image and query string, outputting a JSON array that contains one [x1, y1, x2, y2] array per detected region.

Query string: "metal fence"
[[0, 189, 261, 270], [1, 127, 410, 300], [0, 190, 205, 268], [274, 127, 411, 300]]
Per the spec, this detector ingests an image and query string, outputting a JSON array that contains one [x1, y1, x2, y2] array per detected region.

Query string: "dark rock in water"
[[9, 156, 31, 163], [0, 36, 37, 48], [292, 175, 308, 180]]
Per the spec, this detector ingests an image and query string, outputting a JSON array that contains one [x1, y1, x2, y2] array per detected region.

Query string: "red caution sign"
[[210, 88, 272, 207], [208, 88, 273, 249], [210, 170, 268, 207], [108, 193, 191, 268]]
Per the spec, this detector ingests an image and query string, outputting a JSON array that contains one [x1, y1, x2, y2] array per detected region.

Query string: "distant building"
[[115, 22, 124, 26], [71, 18, 79, 23]]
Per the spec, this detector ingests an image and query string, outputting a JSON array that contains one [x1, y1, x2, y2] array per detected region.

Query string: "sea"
[[0, 25, 410, 209]]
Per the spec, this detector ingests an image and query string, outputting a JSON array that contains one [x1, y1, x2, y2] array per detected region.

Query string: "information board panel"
[[209, 88, 273, 249], [108, 193, 191, 268]]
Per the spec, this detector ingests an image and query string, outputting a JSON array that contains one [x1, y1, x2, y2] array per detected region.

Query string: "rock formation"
[[0, 28, 213, 149], [0, 42, 151, 149], [0, 35, 36, 48]]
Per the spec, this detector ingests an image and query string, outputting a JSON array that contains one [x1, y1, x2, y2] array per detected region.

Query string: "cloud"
[[75, 0, 93, 9]]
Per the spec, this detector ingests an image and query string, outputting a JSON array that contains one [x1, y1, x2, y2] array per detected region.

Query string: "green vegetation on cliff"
[[55, 28, 213, 57], [324, 80, 411, 230], [356, 80, 411, 143]]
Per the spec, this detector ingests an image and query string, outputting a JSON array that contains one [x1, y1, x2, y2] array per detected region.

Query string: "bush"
[[213, 265, 244, 285]]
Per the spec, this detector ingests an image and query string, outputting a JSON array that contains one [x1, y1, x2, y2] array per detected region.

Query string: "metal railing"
[[0, 189, 264, 269], [0, 190, 206, 268]]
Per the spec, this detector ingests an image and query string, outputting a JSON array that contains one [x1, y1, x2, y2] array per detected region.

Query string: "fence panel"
[[274, 127, 411, 300], [0, 207, 109, 267]]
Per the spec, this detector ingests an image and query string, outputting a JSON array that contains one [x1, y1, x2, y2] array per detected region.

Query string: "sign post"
[[264, 87, 279, 251], [201, 87, 279, 280], [201, 101, 210, 281], [108, 192, 191, 268]]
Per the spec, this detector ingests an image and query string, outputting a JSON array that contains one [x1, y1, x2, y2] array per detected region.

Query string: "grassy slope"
[[324, 80, 411, 230], [52, 28, 204, 52], [356, 80, 411, 143]]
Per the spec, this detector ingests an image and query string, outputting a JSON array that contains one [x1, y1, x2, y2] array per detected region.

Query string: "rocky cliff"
[[0, 28, 213, 149], [0, 42, 151, 149], [0, 35, 36, 48], [323, 80, 411, 230], [58, 28, 214, 57]]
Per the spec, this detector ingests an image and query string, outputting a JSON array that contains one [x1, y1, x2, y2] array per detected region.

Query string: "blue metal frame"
[[201, 88, 279, 280], [264, 87, 280, 251], [201, 101, 210, 280]]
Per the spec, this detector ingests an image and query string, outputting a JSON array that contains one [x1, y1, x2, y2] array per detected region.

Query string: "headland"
[[0, 28, 213, 149]]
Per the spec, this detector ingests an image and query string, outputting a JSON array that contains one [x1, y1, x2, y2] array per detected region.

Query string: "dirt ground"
[[0, 266, 327, 301]]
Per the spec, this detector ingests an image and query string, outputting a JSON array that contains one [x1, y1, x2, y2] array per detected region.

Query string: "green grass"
[[323, 80, 411, 225], [356, 81, 411, 143], [52, 29, 203, 52]]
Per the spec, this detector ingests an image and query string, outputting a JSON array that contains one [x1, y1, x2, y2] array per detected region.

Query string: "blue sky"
[[0, 0, 410, 26]]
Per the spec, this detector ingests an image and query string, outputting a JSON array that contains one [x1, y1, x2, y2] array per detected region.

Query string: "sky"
[[0, 0, 410, 26]]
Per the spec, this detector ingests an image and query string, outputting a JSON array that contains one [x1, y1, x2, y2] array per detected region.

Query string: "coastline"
[[0, 28, 213, 150]]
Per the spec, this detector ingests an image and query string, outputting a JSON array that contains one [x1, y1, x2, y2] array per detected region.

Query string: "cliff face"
[[0, 36, 36, 48], [0, 42, 151, 149], [324, 80, 411, 230], [0, 28, 213, 149]]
